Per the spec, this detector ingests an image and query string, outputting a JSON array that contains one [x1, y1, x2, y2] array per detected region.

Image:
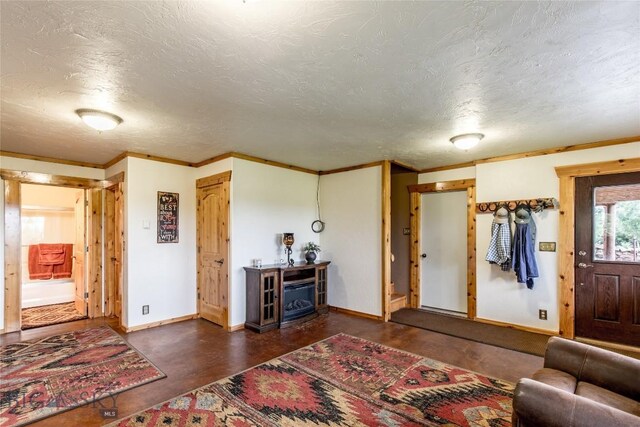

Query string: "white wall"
[[124, 157, 197, 328], [0, 157, 105, 180], [320, 166, 382, 317], [419, 141, 640, 332], [229, 159, 319, 327], [419, 166, 476, 184]]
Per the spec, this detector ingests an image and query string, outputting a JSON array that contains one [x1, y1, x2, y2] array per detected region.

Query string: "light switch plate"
[[142, 220, 150, 229], [539, 242, 556, 252]]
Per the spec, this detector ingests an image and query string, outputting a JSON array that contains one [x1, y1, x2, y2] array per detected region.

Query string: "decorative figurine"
[[283, 233, 295, 267]]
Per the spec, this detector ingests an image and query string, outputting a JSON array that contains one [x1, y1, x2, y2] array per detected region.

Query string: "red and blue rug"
[[0, 326, 165, 426], [111, 333, 514, 426]]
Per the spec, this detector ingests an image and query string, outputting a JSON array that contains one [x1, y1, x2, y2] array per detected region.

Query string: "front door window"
[[592, 184, 640, 263]]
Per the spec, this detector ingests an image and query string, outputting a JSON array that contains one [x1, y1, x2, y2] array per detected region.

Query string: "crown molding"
[[4, 134, 636, 178], [0, 150, 104, 169], [420, 135, 640, 174]]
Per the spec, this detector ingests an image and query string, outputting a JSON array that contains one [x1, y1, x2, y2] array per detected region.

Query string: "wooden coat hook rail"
[[475, 198, 558, 214]]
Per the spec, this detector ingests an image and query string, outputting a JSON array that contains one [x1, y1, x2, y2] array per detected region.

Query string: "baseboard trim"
[[228, 324, 245, 332], [474, 317, 558, 336], [123, 314, 198, 333], [576, 337, 640, 353], [329, 306, 383, 321]]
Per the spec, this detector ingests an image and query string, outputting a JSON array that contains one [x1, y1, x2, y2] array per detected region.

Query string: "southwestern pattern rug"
[[21, 302, 87, 330], [111, 333, 514, 426], [0, 326, 166, 426]]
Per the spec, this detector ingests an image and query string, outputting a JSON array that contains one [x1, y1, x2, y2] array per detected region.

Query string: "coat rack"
[[475, 198, 558, 214]]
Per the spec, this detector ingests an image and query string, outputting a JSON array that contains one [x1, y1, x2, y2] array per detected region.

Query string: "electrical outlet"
[[539, 309, 547, 320], [142, 305, 149, 315]]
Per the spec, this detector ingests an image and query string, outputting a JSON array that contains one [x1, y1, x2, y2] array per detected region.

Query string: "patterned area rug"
[[110, 333, 514, 426], [0, 326, 166, 427], [21, 302, 87, 330]]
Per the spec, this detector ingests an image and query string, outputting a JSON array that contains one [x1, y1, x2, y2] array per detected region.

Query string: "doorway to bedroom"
[[20, 184, 87, 329]]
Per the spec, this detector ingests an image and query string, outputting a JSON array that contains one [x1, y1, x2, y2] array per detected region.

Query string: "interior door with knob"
[[575, 172, 640, 346], [196, 174, 230, 329], [420, 191, 468, 314]]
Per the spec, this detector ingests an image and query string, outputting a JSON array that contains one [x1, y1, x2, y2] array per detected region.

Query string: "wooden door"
[[197, 172, 231, 329], [73, 190, 87, 316], [575, 172, 640, 346], [105, 183, 123, 319]]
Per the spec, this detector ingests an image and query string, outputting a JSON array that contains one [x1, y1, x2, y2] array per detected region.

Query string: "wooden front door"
[[74, 190, 87, 316], [575, 172, 640, 346], [196, 172, 231, 329]]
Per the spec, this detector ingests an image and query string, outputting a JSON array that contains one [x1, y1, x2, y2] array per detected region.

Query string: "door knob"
[[577, 262, 593, 269], [421, 253, 427, 259], [214, 258, 224, 265]]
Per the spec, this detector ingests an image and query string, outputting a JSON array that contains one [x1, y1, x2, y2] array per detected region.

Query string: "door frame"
[[1, 169, 120, 333], [196, 171, 231, 330], [555, 157, 640, 339], [104, 174, 124, 329], [408, 179, 477, 319]]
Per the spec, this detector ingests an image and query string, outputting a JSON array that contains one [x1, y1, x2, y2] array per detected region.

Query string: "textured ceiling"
[[1, 1, 639, 170]]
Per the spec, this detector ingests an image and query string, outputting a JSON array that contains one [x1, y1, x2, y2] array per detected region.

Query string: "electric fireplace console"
[[244, 261, 330, 333]]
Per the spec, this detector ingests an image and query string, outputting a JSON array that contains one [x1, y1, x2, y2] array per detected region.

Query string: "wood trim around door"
[[555, 157, 640, 339], [88, 188, 103, 318], [2, 173, 108, 334], [196, 171, 232, 188], [105, 182, 124, 327], [382, 161, 391, 321], [408, 179, 477, 319], [3, 181, 21, 333]]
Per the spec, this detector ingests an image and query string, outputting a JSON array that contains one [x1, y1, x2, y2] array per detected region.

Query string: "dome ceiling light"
[[76, 109, 123, 131], [450, 133, 484, 150]]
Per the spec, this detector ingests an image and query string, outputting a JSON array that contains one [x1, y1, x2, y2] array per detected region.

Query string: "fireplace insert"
[[282, 282, 315, 321]]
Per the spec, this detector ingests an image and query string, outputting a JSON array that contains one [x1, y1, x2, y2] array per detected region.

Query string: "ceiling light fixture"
[[450, 133, 484, 150], [76, 109, 123, 131]]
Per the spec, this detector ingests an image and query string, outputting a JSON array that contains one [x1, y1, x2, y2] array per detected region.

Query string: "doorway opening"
[[405, 179, 477, 318], [20, 184, 87, 330], [390, 165, 417, 313]]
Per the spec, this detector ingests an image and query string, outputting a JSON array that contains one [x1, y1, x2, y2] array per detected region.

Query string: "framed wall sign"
[[157, 191, 179, 243]]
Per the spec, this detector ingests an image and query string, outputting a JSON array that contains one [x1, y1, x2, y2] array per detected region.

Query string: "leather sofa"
[[512, 336, 639, 426]]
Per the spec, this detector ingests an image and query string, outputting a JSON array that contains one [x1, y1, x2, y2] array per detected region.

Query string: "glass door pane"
[[592, 183, 640, 263]]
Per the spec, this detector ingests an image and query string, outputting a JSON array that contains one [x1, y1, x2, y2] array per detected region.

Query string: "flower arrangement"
[[303, 242, 321, 253]]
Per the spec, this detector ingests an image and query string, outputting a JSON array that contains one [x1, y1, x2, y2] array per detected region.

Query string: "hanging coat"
[[486, 206, 511, 271], [511, 206, 538, 289]]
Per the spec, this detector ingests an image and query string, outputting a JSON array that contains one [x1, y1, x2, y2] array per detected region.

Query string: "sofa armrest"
[[544, 337, 640, 400], [513, 378, 639, 427]]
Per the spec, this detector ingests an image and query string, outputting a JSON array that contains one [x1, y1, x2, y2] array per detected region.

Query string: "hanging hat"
[[493, 206, 509, 224], [514, 205, 531, 224]]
